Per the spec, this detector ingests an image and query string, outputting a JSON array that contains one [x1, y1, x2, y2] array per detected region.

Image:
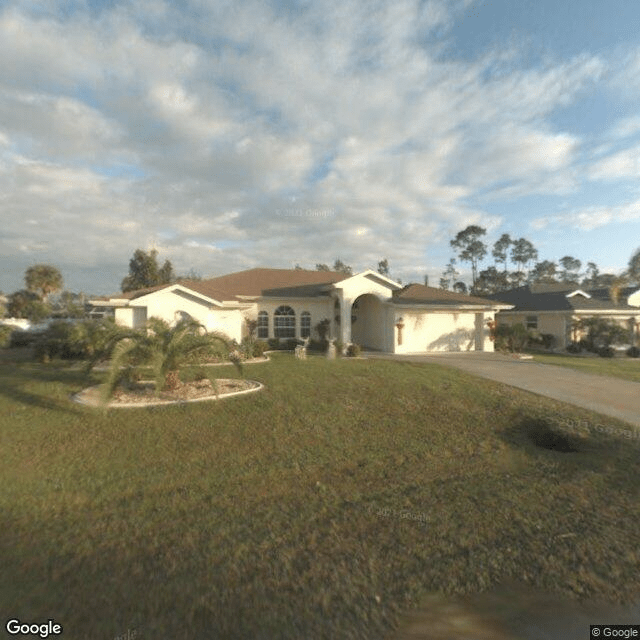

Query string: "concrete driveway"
[[366, 351, 640, 428]]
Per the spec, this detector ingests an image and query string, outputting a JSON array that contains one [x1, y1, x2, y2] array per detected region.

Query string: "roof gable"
[[566, 289, 591, 298]]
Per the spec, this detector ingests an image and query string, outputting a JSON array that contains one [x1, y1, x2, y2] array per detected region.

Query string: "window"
[[301, 311, 311, 338], [274, 305, 296, 338], [257, 311, 269, 338], [526, 315, 538, 330]]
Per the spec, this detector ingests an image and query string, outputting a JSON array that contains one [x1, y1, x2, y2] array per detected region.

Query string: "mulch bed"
[[74, 378, 261, 407]]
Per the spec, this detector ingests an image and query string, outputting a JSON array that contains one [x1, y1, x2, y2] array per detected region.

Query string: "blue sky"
[[1, 0, 639, 294]]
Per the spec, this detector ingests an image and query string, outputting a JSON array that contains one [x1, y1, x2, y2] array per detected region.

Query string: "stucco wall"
[[394, 310, 479, 353], [496, 312, 569, 349], [351, 295, 390, 351]]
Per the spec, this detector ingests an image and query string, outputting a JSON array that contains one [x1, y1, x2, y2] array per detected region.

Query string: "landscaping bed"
[[73, 378, 262, 407]]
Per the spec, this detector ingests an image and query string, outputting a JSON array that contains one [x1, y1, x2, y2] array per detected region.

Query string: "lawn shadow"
[[0, 365, 91, 414]]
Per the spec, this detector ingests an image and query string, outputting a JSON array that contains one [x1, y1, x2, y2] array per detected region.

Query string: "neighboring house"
[[89, 267, 511, 354], [489, 283, 640, 350]]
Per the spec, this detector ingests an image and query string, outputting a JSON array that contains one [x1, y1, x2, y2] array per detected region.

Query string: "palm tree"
[[102, 318, 240, 402], [25, 264, 63, 302]]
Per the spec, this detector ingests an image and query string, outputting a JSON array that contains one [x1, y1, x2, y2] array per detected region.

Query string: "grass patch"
[[527, 351, 640, 383], [2, 352, 640, 639]]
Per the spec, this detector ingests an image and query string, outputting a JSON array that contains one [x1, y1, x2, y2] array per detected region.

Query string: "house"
[[489, 283, 640, 350], [89, 268, 512, 354]]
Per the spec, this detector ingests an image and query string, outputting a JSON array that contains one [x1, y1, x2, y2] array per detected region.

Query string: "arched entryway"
[[351, 294, 387, 351]]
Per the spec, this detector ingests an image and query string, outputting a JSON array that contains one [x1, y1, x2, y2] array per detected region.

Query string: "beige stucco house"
[[490, 283, 640, 350], [90, 268, 511, 354]]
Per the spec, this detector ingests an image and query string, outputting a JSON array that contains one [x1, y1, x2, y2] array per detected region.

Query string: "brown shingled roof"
[[101, 268, 351, 302], [393, 284, 502, 307]]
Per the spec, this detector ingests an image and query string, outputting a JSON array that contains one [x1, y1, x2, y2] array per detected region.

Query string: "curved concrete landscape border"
[[72, 379, 264, 408]]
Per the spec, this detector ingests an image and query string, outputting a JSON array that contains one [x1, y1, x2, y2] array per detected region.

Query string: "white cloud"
[[588, 145, 640, 181], [0, 1, 628, 292], [532, 199, 640, 232]]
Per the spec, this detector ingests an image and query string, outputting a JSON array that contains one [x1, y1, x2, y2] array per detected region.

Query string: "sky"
[[1, 0, 640, 295]]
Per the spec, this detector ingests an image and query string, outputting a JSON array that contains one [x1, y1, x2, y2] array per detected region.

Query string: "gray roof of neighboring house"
[[488, 284, 640, 312]]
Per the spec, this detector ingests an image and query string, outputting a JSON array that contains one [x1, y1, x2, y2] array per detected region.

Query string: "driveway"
[[365, 351, 640, 428]]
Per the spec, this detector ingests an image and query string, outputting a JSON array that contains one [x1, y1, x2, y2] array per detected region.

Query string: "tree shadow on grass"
[[498, 412, 640, 480], [0, 366, 91, 415]]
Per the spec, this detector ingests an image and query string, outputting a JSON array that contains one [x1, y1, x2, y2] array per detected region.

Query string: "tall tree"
[[628, 248, 640, 285], [582, 262, 600, 288], [472, 266, 508, 295], [529, 260, 558, 285], [510, 238, 538, 286], [7, 290, 50, 322], [450, 225, 487, 287], [559, 256, 582, 284], [377, 258, 390, 277], [25, 264, 63, 302], [492, 234, 513, 274], [315, 263, 330, 271], [439, 258, 459, 290], [121, 249, 175, 292], [332, 259, 353, 275]]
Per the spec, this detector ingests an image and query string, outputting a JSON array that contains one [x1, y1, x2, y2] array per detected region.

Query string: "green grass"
[[2, 352, 640, 639], [527, 351, 640, 383]]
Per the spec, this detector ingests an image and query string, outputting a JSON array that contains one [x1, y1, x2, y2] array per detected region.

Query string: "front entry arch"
[[351, 294, 386, 351]]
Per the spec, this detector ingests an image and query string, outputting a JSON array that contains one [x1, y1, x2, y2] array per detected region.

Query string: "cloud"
[[532, 199, 640, 232], [588, 144, 640, 181], [0, 0, 625, 292]]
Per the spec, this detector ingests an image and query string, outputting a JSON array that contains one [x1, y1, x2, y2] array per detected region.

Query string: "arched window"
[[301, 311, 311, 338], [274, 305, 296, 338], [257, 311, 269, 339]]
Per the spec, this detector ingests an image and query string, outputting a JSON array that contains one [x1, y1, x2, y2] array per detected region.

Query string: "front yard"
[[527, 350, 640, 383], [2, 352, 640, 639]]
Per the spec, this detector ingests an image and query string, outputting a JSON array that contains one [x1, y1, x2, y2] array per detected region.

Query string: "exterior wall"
[[496, 312, 569, 349], [496, 311, 640, 350], [351, 295, 392, 351], [393, 310, 479, 353], [136, 289, 212, 328], [478, 311, 496, 352], [255, 298, 334, 340], [115, 306, 147, 329], [628, 290, 640, 307], [113, 289, 244, 340], [334, 273, 398, 346]]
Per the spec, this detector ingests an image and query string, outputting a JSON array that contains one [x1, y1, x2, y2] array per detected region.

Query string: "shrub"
[[495, 323, 530, 353], [252, 340, 269, 357], [308, 340, 326, 352], [539, 333, 556, 350], [334, 340, 344, 356], [315, 319, 331, 345], [0, 325, 14, 348], [566, 341, 582, 354], [9, 330, 42, 348], [598, 346, 615, 358], [578, 338, 593, 352], [346, 343, 361, 357], [626, 346, 640, 358], [267, 338, 280, 351]]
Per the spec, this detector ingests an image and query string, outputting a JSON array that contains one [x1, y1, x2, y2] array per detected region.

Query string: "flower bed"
[[73, 378, 263, 408]]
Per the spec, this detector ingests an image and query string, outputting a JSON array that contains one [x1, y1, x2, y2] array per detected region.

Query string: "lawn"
[[2, 352, 640, 639], [527, 350, 640, 383]]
